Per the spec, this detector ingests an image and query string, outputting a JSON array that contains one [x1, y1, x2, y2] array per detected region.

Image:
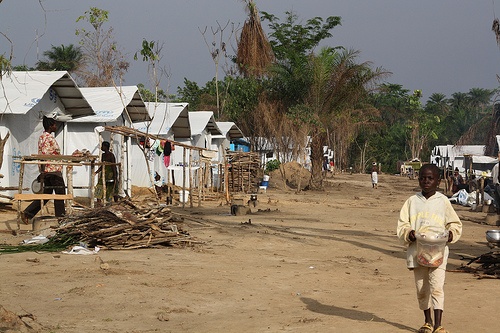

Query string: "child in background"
[[371, 163, 378, 189], [397, 164, 462, 333]]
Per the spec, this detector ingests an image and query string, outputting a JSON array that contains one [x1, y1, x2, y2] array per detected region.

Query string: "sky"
[[1, 0, 500, 102]]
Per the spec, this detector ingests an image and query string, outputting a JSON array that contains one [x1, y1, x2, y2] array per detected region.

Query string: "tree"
[[259, 11, 343, 188], [453, 88, 495, 147], [468, 88, 495, 116], [0, 31, 13, 79], [259, 9, 388, 187], [137, 83, 167, 103], [263, 11, 341, 108], [176, 78, 203, 110], [199, 20, 235, 118], [406, 90, 440, 161], [75, 7, 129, 87], [35, 44, 83, 72], [310, 48, 387, 182], [134, 39, 171, 104], [425, 93, 449, 116], [369, 84, 414, 171]]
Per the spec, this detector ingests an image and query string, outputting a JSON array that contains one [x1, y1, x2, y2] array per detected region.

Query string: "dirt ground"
[[0, 172, 499, 333]]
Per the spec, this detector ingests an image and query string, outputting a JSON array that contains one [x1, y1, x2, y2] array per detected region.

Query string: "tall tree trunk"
[[309, 130, 326, 189], [0, 131, 10, 170]]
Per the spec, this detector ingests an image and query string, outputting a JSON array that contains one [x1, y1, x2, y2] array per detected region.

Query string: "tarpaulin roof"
[[471, 156, 498, 164], [432, 145, 486, 158], [69, 86, 149, 123], [134, 102, 191, 138], [189, 111, 222, 136], [0, 71, 94, 119], [214, 121, 244, 139]]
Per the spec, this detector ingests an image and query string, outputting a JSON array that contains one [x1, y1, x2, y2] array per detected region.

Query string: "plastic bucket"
[[179, 190, 190, 203], [263, 175, 270, 182], [416, 230, 448, 267], [261, 181, 269, 187]]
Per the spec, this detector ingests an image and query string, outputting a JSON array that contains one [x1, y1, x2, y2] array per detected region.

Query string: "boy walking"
[[397, 164, 462, 333]]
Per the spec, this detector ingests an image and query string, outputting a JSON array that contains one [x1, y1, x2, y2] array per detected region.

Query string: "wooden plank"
[[14, 193, 74, 201]]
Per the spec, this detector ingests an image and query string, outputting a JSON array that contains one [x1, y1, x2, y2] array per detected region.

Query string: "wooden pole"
[[120, 134, 125, 199], [99, 136, 107, 205], [90, 158, 95, 208], [480, 177, 485, 206], [182, 147, 187, 209], [198, 160, 201, 207], [225, 154, 230, 204], [66, 165, 73, 214], [189, 148, 193, 208], [17, 159, 25, 227]]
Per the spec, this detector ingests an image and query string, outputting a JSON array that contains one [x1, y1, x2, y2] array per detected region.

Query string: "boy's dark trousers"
[[24, 173, 66, 218]]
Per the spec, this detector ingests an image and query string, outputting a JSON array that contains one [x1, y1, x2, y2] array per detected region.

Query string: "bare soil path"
[[0, 173, 498, 332]]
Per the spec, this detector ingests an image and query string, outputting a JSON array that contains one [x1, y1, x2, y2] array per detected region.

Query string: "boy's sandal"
[[418, 323, 433, 333], [433, 326, 448, 333]]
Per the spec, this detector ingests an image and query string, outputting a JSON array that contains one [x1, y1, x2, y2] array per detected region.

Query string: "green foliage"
[[173, 6, 498, 175], [261, 11, 342, 110], [265, 159, 280, 173], [12, 64, 34, 71], [221, 76, 261, 120], [137, 83, 167, 102], [35, 44, 83, 72], [0, 55, 11, 75], [0, 234, 76, 253], [261, 11, 341, 62], [76, 7, 109, 33], [134, 39, 159, 62], [75, 7, 127, 86], [176, 78, 203, 110]]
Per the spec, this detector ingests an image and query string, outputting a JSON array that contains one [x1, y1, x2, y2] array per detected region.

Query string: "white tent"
[[131, 103, 191, 187], [209, 121, 245, 187], [211, 121, 244, 161], [167, 111, 222, 189], [184, 111, 221, 149], [135, 102, 190, 139], [1, 71, 94, 119], [431, 144, 486, 171], [65, 86, 149, 198], [0, 71, 95, 200]]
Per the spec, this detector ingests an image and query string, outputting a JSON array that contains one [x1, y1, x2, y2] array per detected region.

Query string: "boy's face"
[[418, 167, 440, 198]]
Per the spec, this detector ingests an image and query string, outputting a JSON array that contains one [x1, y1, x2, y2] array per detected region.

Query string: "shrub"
[[265, 159, 280, 173]]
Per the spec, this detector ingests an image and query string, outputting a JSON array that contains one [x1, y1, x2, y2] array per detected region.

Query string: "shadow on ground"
[[300, 297, 415, 332]]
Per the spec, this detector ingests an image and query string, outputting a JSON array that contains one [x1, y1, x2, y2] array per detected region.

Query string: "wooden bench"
[[14, 193, 74, 201], [14, 193, 74, 225]]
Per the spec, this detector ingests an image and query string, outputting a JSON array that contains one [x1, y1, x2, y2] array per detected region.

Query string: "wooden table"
[[14, 155, 98, 226]]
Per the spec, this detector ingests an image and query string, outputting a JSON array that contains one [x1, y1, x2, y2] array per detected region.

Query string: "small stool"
[[259, 186, 267, 193]]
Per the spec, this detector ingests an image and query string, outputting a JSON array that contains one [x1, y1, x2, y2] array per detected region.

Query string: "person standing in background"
[[371, 162, 378, 189], [94, 141, 118, 204], [491, 153, 500, 214], [22, 116, 66, 223]]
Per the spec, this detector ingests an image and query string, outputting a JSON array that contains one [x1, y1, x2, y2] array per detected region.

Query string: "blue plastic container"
[[261, 181, 269, 187]]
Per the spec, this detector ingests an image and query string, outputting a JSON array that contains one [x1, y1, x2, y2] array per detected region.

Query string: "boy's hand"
[[448, 232, 453, 243], [408, 230, 416, 242]]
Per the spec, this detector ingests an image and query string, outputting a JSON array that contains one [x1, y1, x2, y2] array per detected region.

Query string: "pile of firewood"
[[55, 200, 194, 250], [456, 251, 500, 279], [227, 152, 261, 193]]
